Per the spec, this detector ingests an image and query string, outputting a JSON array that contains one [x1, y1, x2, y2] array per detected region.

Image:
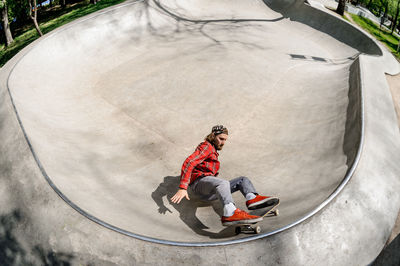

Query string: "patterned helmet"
[[212, 125, 228, 135]]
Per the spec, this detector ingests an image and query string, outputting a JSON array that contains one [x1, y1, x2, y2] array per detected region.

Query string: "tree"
[[337, 0, 346, 15], [392, 0, 400, 34], [7, 0, 31, 28], [382, 0, 389, 18], [0, 0, 14, 46], [367, 0, 373, 9], [28, 0, 42, 36], [376, 0, 390, 30]]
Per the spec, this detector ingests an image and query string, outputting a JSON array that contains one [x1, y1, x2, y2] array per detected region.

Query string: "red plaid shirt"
[[179, 141, 220, 189]]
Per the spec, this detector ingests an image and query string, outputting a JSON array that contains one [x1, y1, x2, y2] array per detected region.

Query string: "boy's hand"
[[171, 189, 190, 204]]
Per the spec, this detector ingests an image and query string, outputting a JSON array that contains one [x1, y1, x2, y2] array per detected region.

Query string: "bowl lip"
[[4, 0, 365, 247]]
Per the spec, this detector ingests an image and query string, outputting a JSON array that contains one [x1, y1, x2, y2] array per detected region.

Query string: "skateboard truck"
[[233, 200, 280, 234], [235, 224, 261, 234]]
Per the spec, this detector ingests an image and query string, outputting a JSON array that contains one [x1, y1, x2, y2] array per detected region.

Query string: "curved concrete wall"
[[265, 0, 382, 56], [4, 0, 362, 244], [1, 0, 400, 264], [344, 59, 362, 169]]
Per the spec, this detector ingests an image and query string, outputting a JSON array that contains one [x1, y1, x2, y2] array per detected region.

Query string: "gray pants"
[[190, 176, 257, 206]]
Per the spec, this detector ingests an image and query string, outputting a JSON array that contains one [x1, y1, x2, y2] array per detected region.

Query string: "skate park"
[[1, 0, 400, 264]]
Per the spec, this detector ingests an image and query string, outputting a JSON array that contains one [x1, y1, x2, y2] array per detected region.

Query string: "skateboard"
[[234, 199, 280, 234]]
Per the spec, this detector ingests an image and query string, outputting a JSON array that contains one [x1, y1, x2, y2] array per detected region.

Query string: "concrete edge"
[[3, 0, 367, 247], [306, 0, 400, 75]]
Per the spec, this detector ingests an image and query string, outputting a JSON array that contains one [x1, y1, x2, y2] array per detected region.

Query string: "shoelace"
[[236, 209, 249, 216]]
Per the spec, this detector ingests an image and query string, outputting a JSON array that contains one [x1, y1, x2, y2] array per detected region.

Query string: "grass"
[[342, 13, 350, 22], [350, 13, 400, 59], [0, 0, 127, 67]]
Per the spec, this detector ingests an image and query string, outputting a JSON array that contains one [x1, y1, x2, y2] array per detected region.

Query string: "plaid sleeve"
[[179, 142, 211, 189]]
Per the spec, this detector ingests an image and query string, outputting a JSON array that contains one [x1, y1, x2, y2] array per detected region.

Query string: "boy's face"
[[214, 133, 228, 150]]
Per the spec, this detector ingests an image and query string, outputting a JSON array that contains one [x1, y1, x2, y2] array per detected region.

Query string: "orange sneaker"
[[221, 208, 262, 226], [246, 195, 279, 210]]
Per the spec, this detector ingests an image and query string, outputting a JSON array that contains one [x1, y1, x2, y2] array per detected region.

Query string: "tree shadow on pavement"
[[152, 0, 284, 24], [0, 209, 74, 265], [133, 0, 282, 50], [151, 176, 239, 239]]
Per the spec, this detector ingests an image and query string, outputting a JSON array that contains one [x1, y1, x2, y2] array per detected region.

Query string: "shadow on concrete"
[[372, 233, 400, 266], [141, 0, 381, 56], [264, 0, 382, 56], [151, 176, 241, 239], [0, 210, 74, 265], [135, 0, 282, 48], [343, 58, 362, 169], [152, 0, 284, 23]]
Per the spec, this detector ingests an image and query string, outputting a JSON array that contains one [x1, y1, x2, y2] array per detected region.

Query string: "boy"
[[171, 125, 278, 225]]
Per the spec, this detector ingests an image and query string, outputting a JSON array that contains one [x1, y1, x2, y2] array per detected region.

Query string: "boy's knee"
[[216, 180, 230, 189], [238, 176, 250, 182]]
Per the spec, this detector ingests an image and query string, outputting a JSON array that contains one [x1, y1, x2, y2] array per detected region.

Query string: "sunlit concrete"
[[1, 0, 400, 264]]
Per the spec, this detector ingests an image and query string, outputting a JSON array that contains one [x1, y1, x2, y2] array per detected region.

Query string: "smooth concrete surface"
[[1, 0, 400, 264], [372, 72, 400, 266], [6, 0, 362, 243]]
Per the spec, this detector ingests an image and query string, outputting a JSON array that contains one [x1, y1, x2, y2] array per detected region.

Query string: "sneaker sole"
[[247, 197, 279, 210], [222, 217, 263, 226]]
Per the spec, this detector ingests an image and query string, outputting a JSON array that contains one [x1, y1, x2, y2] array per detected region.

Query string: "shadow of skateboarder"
[[151, 176, 239, 239]]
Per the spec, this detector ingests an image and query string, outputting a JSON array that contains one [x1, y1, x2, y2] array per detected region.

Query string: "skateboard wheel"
[[255, 226, 261, 234], [275, 209, 280, 216]]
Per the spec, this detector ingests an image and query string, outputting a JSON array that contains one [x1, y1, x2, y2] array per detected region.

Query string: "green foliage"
[[354, 0, 399, 17], [0, 0, 127, 66], [7, 0, 31, 24], [40, 0, 126, 34], [350, 14, 400, 58]]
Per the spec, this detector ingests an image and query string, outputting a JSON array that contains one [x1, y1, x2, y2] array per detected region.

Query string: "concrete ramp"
[[1, 0, 400, 264]]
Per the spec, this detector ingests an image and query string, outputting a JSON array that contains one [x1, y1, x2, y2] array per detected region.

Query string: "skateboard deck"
[[233, 199, 280, 234]]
